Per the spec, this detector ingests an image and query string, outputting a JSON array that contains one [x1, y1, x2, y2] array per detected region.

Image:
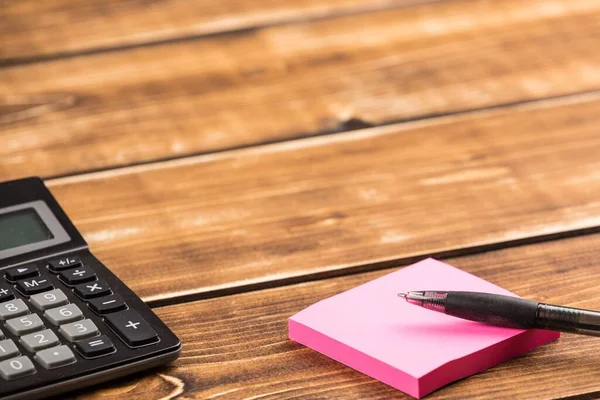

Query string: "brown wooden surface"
[[44, 93, 600, 303], [66, 233, 600, 400], [3, 0, 600, 180], [5, 0, 600, 398], [0, 0, 430, 63]]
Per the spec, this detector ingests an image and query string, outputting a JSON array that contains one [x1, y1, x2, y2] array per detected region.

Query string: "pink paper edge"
[[289, 318, 421, 397], [289, 318, 560, 398], [419, 329, 560, 397]]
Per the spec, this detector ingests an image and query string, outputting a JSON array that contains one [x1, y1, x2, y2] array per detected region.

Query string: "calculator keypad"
[[0, 252, 168, 388]]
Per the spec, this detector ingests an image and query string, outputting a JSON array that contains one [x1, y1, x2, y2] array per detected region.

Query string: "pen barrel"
[[536, 304, 600, 337], [444, 292, 539, 329]]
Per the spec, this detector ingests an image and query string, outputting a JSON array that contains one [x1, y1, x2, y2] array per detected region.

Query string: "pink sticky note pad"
[[288, 258, 559, 398]]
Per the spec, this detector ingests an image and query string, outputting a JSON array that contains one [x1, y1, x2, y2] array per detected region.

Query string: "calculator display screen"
[[0, 208, 54, 251]]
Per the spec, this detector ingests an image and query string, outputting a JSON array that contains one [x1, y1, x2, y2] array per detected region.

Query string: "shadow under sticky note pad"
[[288, 258, 559, 398]]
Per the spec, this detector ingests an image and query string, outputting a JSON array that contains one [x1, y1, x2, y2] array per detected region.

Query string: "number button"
[[59, 319, 99, 342], [44, 304, 83, 326], [0, 340, 20, 361], [0, 299, 29, 321], [0, 284, 14, 303], [48, 256, 82, 272], [75, 335, 115, 358], [20, 330, 60, 353], [34, 346, 76, 370], [59, 266, 96, 285], [6, 314, 44, 336], [16, 277, 53, 295], [105, 310, 158, 347], [5, 265, 39, 281], [29, 289, 69, 311], [0, 356, 36, 380], [74, 280, 111, 299]]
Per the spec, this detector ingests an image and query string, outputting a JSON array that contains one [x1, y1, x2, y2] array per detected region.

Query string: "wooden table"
[[3, 0, 600, 398]]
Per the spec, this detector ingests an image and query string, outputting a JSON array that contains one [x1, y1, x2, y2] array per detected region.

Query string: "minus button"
[[88, 294, 127, 315]]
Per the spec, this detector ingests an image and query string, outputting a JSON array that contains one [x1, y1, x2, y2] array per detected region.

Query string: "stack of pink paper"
[[288, 258, 559, 398]]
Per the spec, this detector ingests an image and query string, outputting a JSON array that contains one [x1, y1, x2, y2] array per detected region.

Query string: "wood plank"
[[0, 0, 431, 63], [43, 93, 600, 302], [71, 233, 600, 399], [3, 0, 600, 179]]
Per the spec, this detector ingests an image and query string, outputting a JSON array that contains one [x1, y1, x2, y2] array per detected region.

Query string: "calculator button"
[[20, 330, 60, 353], [44, 304, 84, 326], [105, 310, 158, 347], [6, 314, 44, 336], [89, 294, 127, 314], [59, 319, 99, 342], [48, 256, 82, 272], [16, 277, 53, 295], [5, 266, 39, 281], [0, 284, 14, 303], [74, 280, 111, 299], [75, 335, 115, 358], [59, 266, 96, 285], [0, 330, 3, 340], [0, 340, 20, 361], [0, 356, 35, 380], [35, 346, 76, 369], [30, 289, 69, 311], [0, 300, 30, 320]]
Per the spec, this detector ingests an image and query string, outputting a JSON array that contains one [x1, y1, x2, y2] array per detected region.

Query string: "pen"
[[398, 291, 600, 337]]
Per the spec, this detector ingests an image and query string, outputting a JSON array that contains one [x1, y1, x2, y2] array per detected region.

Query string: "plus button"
[[125, 321, 141, 330], [105, 310, 159, 347]]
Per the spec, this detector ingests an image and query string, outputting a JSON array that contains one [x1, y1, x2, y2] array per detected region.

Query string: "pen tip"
[[397, 292, 407, 298]]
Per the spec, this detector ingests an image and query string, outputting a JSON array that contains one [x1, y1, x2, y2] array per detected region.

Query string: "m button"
[[105, 310, 158, 347], [16, 277, 53, 295], [74, 280, 111, 299]]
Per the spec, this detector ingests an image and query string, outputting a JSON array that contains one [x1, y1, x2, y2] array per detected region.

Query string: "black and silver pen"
[[398, 291, 600, 337]]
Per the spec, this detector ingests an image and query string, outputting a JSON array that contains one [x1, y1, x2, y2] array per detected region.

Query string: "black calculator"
[[0, 178, 181, 400]]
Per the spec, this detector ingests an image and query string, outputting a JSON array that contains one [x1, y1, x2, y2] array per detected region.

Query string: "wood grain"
[[43, 93, 600, 302], [3, 0, 600, 179], [0, 0, 431, 63], [70, 232, 600, 400]]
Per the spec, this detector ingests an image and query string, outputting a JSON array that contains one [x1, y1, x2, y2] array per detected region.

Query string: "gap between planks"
[[0, 0, 443, 69], [48, 88, 600, 186]]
